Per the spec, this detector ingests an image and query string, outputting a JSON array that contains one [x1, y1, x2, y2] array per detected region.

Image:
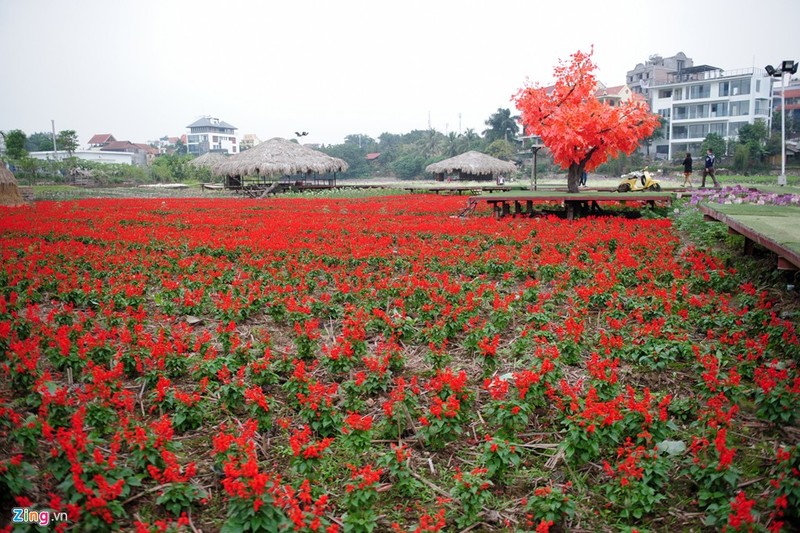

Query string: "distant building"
[[627, 52, 694, 99], [87, 134, 117, 149], [595, 83, 637, 107], [239, 134, 261, 152], [100, 141, 159, 165], [773, 78, 800, 128], [648, 65, 772, 159], [29, 150, 135, 165], [186, 117, 238, 155]]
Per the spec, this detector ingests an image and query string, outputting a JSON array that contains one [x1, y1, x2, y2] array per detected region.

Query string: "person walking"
[[701, 148, 720, 188], [682, 152, 693, 188]]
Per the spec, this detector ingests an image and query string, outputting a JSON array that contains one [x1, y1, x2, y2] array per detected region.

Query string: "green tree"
[[390, 153, 424, 179], [701, 133, 726, 158], [1, 130, 28, 160], [151, 153, 192, 182], [483, 108, 520, 143], [56, 130, 79, 156], [174, 139, 188, 155], [733, 120, 770, 173], [321, 143, 371, 178], [772, 110, 798, 138], [462, 128, 482, 151], [443, 132, 463, 158], [415, 129, 444, 159], [344, 134, 376, 151], [486, 139, 515, 161], [26, 132, 55, 152], [16, 156, 39, 184]]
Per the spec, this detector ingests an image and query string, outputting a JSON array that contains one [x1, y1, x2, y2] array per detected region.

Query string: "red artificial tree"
[[514, 48, 661, 193]]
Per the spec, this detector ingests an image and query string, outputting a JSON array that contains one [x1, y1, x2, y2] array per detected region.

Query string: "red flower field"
[[1, 196, 798, 532]]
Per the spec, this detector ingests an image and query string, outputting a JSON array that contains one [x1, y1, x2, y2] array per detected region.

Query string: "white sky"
[[1, 0, 798, 147]]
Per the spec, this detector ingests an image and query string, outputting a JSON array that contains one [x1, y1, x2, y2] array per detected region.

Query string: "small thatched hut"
[[426, 151, 516, 182], [213, 137, 348, 189], [0, 165, 26, 207], [189, 151, 227, 169]]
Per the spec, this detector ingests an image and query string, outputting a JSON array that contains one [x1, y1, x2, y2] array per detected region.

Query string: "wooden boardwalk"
[[700, 203, 800, 271], [468, 191, 673, 220]]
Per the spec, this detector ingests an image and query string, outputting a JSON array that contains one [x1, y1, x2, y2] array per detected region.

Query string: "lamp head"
[[766, 65, 776, 76], [781, 60, 797, 74]]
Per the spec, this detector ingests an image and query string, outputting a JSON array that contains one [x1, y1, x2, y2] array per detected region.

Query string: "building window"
[[688, 124, 708, 138], [710, 102, 728, 117], [730, 79, 750, 96], [658, 108, 671, 118], [719, 82, 729, 97], [689, 84, 711, 99], [673, 126, 687, 139], [709, 122, 726, 136], [674, 105, 687, 120], [673, 88, 683, 101], [689, 104, 709, 119], [659, 89, 673, 98], [756, 80, 761, 92], [730, 101, 750, 116], [755, 99, 770, 115]]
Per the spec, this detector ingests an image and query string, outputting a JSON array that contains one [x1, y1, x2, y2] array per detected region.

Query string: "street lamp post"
[[766, 60, 798, 186]]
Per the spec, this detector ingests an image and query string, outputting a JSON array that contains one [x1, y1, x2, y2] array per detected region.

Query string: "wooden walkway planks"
[[699, 203, 800, 271], [469, 191, 673, 220]]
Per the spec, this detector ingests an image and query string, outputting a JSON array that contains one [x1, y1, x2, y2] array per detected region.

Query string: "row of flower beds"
[[1, 195, 798, 532]]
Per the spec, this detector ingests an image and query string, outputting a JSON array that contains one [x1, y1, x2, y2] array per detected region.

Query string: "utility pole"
[[51, 120, 59, 160]]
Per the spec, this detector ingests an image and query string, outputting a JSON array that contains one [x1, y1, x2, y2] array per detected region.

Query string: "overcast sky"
[[1, 0, 798, 148]]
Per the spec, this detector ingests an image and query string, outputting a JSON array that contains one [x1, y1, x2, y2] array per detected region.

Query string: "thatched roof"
[[213, 137, 348, 177], [189, 152, 227, 169], [425, 151, 516, 176]]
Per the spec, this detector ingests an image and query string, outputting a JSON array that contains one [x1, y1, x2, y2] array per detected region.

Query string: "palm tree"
[[443, 132, 461, 157], [416, 129, 443, 159], [483, 108, 520, 143], [463, 128, 480, 151]]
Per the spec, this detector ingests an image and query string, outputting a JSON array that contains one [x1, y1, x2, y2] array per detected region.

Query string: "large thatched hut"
[[426, 151, 516, 182], [0, 165, 26, 207], [213, 137, 348, 189]]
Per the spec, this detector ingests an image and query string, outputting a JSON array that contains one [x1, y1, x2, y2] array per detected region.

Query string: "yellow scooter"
[[617, 170, 661, 192]]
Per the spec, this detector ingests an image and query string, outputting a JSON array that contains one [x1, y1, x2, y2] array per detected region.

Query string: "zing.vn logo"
[[12, 508, 68, 526]]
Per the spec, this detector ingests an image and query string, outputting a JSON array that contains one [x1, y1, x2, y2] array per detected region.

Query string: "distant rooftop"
[[186, 117, 237, 129]]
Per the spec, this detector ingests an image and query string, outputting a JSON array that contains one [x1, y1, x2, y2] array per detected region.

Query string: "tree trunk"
[[567, 163, 581, 193]]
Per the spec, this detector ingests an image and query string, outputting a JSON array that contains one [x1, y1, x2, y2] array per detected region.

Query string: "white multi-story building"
[[627, 52, 693, 99], [649, 65, 772, 160], [186, 117, 238, 155]]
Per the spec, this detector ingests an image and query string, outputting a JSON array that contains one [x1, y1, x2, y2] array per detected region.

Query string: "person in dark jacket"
[[682, 153, 693, 188], [702, 148, 719, 188]]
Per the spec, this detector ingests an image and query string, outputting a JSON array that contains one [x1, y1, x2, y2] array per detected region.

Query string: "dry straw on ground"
[[0, 165, 26, 207]]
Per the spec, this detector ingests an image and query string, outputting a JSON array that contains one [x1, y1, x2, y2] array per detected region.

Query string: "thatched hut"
[[0, 164, 26, 207], [189, 151, 227, 169], [213, 137, 348, 189], [425, 151, 516, 182]]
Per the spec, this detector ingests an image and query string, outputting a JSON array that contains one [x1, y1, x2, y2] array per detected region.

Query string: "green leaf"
[[656, 439, 687, 456]]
